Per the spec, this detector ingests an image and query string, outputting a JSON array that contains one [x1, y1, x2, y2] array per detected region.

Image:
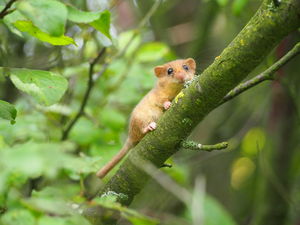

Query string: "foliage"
[[0, 0, 299, 225]]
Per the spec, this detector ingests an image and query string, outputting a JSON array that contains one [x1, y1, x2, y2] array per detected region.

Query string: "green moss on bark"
[[96, 0, 300, 212]]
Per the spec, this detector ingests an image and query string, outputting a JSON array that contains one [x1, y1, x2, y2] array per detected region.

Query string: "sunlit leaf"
[[3, 10, 26, 36], [241, 127, 265, 156], [38, 216, 65, 225], [14, 20, 75, 46], [216, 0, 229, 6], [0, 209, 36, 225], [16, 0, 67, 36], [0, 100, 17, 124], [136, 42, 170, 62], [118, 30, 141, 57], [0, 67, 68, 106], [67, 5, 101, 23], [231, 157, 255, 189], [89, 10, 111, 39]]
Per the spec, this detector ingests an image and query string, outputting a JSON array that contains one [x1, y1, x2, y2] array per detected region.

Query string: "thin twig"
[[219, 42, 300, 105], [114, 0, 162, 59], [86, 0, 162, 84], [181, 141, 228, 152], [61, 48, 106, 140], [0, 0, 17, 19], [61, 0, 162, 140]]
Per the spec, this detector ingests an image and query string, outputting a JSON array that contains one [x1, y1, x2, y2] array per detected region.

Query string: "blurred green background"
[[0, 0, 300, 224]]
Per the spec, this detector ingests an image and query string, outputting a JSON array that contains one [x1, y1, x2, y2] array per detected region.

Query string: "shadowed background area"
[[0, 0, 300, 224]]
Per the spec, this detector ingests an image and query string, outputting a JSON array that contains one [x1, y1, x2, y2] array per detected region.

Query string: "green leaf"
[[0, 142, 75, 179], [67, 5, 101, 23], [0, 209, 36, 225], [89, 10, 111, 39], [99, 108, 126, 131], [203, 195, 237, 225], [96, 193, 158, 225], [0, 67, 68, 106], [232, 0, 250, 15], [0, 100, 17, 124], [241, 127, 265, 156], [3, 10, 26, 36], [16, 0, 67, 36], [65, 155, 101, 178], [216, 0, 229, 6], [38, 216, 65, 225], [14, 20, 75, 46], [117, 30, 141, 57], [38, 215, 91, 225], [136, 42, 170, 62]]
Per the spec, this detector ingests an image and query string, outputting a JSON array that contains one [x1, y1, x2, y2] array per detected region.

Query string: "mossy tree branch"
[[220, 42, 300, 105], [85, 0, 300, 222], [98, 0, 300, 205], [181, 141, 228, 151]]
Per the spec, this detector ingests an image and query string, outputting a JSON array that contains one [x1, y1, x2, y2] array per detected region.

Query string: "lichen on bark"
[[85, 0, 300, 222]]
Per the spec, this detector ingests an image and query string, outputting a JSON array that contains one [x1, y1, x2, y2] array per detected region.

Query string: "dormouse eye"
[[183, 65, 189, 71], [167, 68, 173, 75]]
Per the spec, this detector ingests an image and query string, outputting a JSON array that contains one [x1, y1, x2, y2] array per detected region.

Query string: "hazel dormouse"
[[96, 58, 196, 178]]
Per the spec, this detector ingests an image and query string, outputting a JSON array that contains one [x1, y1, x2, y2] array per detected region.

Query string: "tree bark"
[[98, 0, 300, 206]]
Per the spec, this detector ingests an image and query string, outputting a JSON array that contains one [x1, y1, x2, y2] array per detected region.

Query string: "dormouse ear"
[[154, 66, 165, 77], [185, 58, 196, 71]]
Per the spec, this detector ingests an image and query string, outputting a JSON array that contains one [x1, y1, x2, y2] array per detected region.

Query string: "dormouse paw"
[[148, 122, 157, 131], [143, 122, 157, 134], [163, 101, 172, 110]]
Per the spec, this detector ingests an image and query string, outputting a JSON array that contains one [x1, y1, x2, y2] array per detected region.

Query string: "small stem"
[[0, 0, 17, 19], [61, 48, 106, 140], [161, 163, 172, 168], [61, 0, 162, 140], [114, 0, 162, 59], [220, 42, 300, 105], [181, 141, 228, 152]]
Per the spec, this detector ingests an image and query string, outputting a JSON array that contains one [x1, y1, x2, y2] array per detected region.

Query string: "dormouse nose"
[[176, 72, 186, 82]]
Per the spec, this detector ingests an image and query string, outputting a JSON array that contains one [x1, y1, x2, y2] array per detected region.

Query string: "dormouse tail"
[[96, 139, 133, 179]]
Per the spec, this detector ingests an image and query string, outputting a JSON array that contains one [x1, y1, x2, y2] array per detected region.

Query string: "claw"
[[163, 101, 172, 110], [148, 122, 157, 131], [143, 122, 157, 133]]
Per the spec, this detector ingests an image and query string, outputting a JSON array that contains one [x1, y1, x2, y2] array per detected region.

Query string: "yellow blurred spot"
[[240, 39, 245, 46], [231, 157, 255, 190], [241, 127, 266, 156], [175, 91, 184, 103], [0, 135, 7, 149], [215, 56, 221, 60]]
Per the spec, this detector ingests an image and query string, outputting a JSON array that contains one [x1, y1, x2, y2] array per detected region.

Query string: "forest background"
[[0, 0, 300, 225]]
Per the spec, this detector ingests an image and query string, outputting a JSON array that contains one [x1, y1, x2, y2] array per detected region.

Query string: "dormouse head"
[[154, 58, 196, 84]]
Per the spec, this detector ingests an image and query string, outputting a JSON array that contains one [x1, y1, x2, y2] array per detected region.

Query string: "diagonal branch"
[[219, 42, 300, 105], [61, 0, 162, 140], [0, 0, 17, 19], [97, 0, 300, 207], [61, 48, 106, 140], [181, 141, 228, 151], [83, 0, 300, 223]]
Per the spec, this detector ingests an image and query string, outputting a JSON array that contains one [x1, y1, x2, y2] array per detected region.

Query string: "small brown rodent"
[[96, 58, 196, 178]]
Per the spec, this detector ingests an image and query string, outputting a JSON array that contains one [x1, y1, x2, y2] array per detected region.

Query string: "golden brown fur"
[[96, 58, 196, 178]]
